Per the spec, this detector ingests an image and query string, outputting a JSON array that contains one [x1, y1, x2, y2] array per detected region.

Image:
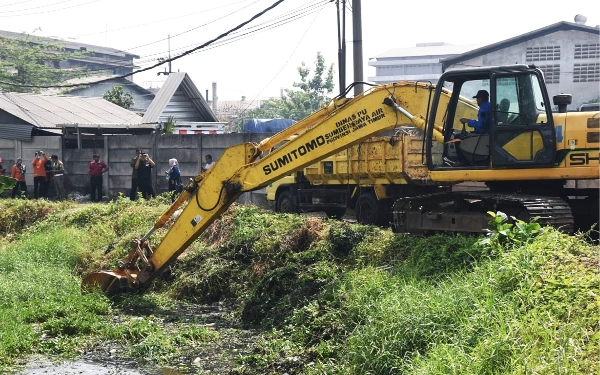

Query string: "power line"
[[0, 1, 328, 76], [0, 0, 76, 14], [238, 1, 330, 116], [0, 0, 288, 89], [71, 0, 257, 38], [1, 0, 333, 85], [0, 0, 100, 17], [132, 0, 330, 62], [83, 0, 330, 65], [0, 0, 38, 8], [116, 0, 261, 54]]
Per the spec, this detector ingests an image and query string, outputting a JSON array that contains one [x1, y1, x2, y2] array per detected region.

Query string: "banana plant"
[[0, 175, 17, 195]]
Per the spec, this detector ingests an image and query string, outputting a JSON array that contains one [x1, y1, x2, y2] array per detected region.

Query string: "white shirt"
[[204, 161, 215, 170]]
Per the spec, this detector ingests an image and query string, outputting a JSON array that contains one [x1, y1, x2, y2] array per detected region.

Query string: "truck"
[[265, 131, 448, 225], [83, 64, 599, 295]]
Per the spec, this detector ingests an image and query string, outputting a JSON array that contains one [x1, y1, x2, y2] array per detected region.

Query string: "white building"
[[369, 17, 600, 110], [368, 42, 484, 85]]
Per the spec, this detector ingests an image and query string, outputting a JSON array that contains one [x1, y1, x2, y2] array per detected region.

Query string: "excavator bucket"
[[82, 271, 130, 296]]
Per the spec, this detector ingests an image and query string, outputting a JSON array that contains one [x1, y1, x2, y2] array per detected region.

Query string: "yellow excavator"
[[83, 64, 599, 295]]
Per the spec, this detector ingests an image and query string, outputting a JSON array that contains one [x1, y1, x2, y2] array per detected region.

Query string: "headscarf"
[[169, 158, 178, 168]]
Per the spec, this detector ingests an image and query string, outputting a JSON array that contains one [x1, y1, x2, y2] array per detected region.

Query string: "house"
[[141, 72, 225, 133], [0, 92, 153, 147], [57, 76, 157, 114]]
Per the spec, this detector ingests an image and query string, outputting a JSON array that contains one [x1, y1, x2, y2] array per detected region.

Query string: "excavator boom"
[[83, 81, 440, 295]]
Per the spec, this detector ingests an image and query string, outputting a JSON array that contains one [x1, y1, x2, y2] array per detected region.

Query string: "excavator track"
[[391, 191, 575, 235]]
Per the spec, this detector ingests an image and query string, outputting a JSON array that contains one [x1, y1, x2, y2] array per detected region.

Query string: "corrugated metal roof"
[[142, 72, 218, 123], [0, 124, 34, 141], [373, 43, 485, 59], [441, 21, 600, 69], [0, 93, 144, 128]]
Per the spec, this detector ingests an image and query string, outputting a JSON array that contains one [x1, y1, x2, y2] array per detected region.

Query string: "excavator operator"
[[460, 89, 491, 134]]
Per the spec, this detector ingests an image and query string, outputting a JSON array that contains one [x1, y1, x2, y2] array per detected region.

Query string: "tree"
[[103, 85, 134, 109], [238, 52, 335, 130], [0, 33, 89, 93]]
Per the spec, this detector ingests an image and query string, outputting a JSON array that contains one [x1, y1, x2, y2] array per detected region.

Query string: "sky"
[[0, 0, 597, 104]]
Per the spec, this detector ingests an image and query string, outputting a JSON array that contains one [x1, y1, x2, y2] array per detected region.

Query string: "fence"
[[0, 133, 274, 207]]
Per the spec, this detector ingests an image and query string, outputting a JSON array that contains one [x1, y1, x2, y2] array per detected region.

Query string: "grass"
[[0, 196, 597, 374]]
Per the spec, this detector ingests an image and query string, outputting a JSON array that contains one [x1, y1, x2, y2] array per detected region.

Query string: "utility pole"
[[157, 35, 173, 76], [352, 0, 364, 96], [336, 0, 346, 96]]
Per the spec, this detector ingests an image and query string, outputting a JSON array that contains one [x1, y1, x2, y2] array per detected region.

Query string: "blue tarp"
[[242, 118, 297, 133]]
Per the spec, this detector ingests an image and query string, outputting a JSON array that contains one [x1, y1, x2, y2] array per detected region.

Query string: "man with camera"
[[135, 151, 155, 200], [31, 151, 49, 199], [129, 148, 141, 200]]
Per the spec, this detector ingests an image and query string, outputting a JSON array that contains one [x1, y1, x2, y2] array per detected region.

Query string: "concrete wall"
[[0, 133, 274, 207], [0, 136, 62, 188]]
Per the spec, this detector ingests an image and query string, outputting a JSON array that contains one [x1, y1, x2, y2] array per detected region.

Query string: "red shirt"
[[89, 161, 108, 176]]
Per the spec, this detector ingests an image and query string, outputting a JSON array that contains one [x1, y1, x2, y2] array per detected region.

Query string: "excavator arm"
[[83, 81, 441, 295]]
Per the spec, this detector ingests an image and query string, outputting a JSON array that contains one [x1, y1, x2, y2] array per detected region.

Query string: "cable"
[[71, 0, 256, 38], [0, 0, 76, 14], [9, 0, 331, 83], [0, 0, 100, 17], [0, 0, 288, 89], [3, 0, 332, 92], [4, 0, 324, 83], [116, 0, 262, 55], [0, 0, 37, 8], [80, 0, 330, 67], [236, 1, 331, 118]]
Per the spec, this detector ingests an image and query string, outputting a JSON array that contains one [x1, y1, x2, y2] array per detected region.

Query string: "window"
[[538, 65, 560, 84], [526, 46, 560, 61], [573, 63, 600, 82], [574, 44, 600, 59]]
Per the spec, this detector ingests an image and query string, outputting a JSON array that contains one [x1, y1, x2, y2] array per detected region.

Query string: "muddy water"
[[15, 358, 183, 375]]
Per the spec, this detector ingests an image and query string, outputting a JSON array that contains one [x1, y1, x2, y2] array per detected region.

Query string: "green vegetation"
[[0, 33, 90, 93], [0, 176, 16, 195], [0, 197, 597, 374], [102, 85, 135, 109]]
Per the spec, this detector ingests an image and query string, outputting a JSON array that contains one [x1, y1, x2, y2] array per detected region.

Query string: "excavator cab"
[[426, 65, 556, 170]]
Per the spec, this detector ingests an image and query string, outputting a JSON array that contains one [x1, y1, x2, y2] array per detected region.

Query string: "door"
[[490, 73, 556, 167]]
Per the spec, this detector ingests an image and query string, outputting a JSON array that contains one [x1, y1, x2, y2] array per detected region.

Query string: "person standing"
[[50, 155, 66, 199], [129, 148, 141, 200], [31, 151, 49, 199], [202, 154, 215, 172], [87, 154, 109, 202], [10, 158, 27, 198], [135, 151, 155, 200], [0, 157, 4, 175], [43, 157, 53, 198], [165, 158, 181, 201]]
